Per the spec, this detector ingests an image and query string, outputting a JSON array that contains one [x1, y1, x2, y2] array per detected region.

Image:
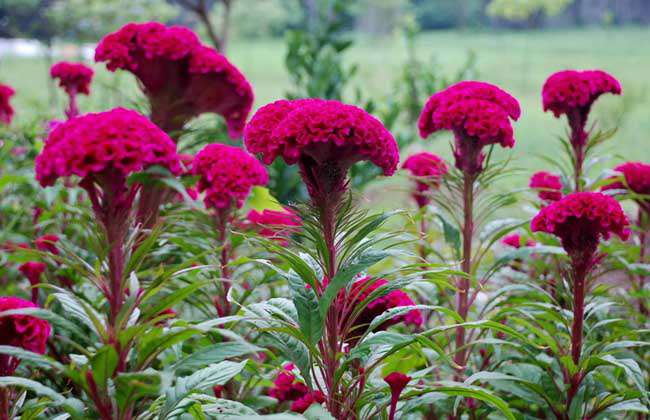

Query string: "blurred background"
[[0, 0, 648, 196]]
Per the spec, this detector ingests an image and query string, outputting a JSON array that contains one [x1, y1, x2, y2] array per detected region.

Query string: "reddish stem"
[[637, 209, 648, 315], [65, 92, 79, 120], [567, 256, 589, 411], [216, 210, 232, 316], [0, 388, 9, 420]]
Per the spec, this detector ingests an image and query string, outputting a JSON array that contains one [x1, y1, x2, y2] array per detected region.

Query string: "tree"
[[486, 0, 573, 26], [171, 0, 234, 52]]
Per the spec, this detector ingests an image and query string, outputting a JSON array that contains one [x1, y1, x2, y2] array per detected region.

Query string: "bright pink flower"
[[246, 208, 301, 243], [0, 296, 51, 375], [418, 81, 520, 175], [0, 83, 15, 125], [402, 152, 448, 207], [603, 162, 650, 196], [384, 372, 411, 420], [35, 234, 60, 255], [290, 390, 326, 413], [95, 22, 253, 137], [501, 233, 535, 249], [529, 171, 563, 202], [50, 62, 94, 96], [531, 192, 629, 259], [268, 364, 310, 403], [18, 262, 46, 303], [35, 108, 181, 188], [192, 144, 268, 210]]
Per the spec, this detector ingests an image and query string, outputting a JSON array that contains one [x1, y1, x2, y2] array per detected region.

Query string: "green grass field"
[[1, 27, 648, 194]]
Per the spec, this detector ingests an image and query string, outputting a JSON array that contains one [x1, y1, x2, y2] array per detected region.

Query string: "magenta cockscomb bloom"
[[192, 144, 268, 211], [35, 234, 60, 255], [291, 390, 326, 413], [418, 81, 520, 175], [50, 62, 93, 96], [529, 171, 563, 202], [18, 262, 46, 303], [384, 372, 411, 420], [245, 98, 398, 203], [0, 296, 51, 375], [95, 22, 253, 137], [531, 192, 629, 260], [268, 363, 309, 403], [543, 70, 621, 145], [501, 233, 536, 249], [246, 208, 301, 244], [402, 152, 448, 207], [602, 162, 650, 210], [0, 84, 15, 125]]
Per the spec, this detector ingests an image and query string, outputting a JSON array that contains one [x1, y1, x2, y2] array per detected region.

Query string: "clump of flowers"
[[246, 208, 301, 244], [0, 296, 51, 375], [268, 363, 325, 413], [501, 233, 536, 249], [50, 61, 94, 119], [418, 81, 520, 175], [0, 83, 15, 125], [95, 22, 253, 138], [529, 171, 563, 202], [192, 144, 268, 211], [384, 372, 411, 420], [402, 152, 448, 207]]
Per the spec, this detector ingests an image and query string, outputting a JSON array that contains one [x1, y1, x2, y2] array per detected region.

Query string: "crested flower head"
[[418, 81, 520, 175], [384, 371, 411, 398], [402, 152, 448, 207], [0, 83, 15, 125], [268, 363, 309, 403], [192, 144, 268, 210], [50, 61, 94, 96], [542, 70, 621, 118], [602, 161, 650, 196], [501, 233, 535, 249], [246, 208, 301, 243], [95, 22, 253, 137], [529, 171, 563, 202], [0, 296, 51, 375], [18, 262, 46, 285], [35, 234, 60, 255], [290, 390, 326, 413], [35, 108, 181, 188], [531, 192, 629, 259], [245, 99, 398, 202]]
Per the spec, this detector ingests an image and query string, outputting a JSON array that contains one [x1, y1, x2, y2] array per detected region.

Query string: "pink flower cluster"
[[246, 208, 301, 243], [542, 70, 621, 118], [402, 152, 448, 207], [50, 62, 94, 96], [245, 99, 399, 176], [0, 296, 51, 375], [35, 108, 181, 187], [35, 234, 60, 255], [603, 162, 650, 196], [501, 233, 535, 249], [268, 363, 325, 413], [0, 83, 15, 125], [95, 22, 253, 137], [531, 192, 629, 257], [418, 81, 520, 174], [529, 171, 563, 202], [192, 144, 268, 210]]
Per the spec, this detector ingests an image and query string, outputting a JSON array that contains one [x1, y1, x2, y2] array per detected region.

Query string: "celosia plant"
[[529, 171, 563, 202], [50, 61, 94, 119], [501, 233, 535, 249], [402, 152, 448, 208], [0, 83, 15, 125], [542, 70, 621, 191], [18, 261, 46, 303], [95, 22, 253, 138], [384, 372, 411, 420], [246, 207, 301, 244]]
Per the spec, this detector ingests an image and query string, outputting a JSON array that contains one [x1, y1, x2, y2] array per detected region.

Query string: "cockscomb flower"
[[402, 152, 448, 207], [344, 276, 422, 343], [95, 22, 253, 137], [18, 262, 46, 303], [602, 161, 650, 205], [35, 108, 181, 188], [35, 234, 60, 255], [501, 233, 536, 249], [192, 144, 268, 211], [245, 98, 398, 203], [0, 83, 15, 125], [291, 390, 326, 413], [246, 208, 301, 243], [0, 296, 51, 375], [529, 171, 563, 202], [268, 363, 309, 403], [542, 70, 621, 145], [50, 62, 93, 96], [531, 192, 629, 261], [418, 81, 520, 175], [384, 372, 412, 420]]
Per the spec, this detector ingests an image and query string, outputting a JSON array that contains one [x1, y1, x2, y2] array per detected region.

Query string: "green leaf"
[[288, 270, 323, 345], [169, 360, 248, 406], [173, 342, 263, 373], [0, 377, 83, 411], [115, 370, 162, 410], [0, 345, 63, 371], [248, 186, 283, 211], [90, 346, 118, 388], [436, 214, 461, 256], [432, 382, 516, 420]]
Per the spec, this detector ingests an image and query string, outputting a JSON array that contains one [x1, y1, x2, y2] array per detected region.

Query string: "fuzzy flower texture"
[[0, 296, 51, 375], [531, 192, 628, 260], [418, 81, 520, 175], [402, 152, 448, 207], [247, 208, 301, 244], [603, 161, 650, 214], [501, 233, 535, 249], [192, 144, 268, 210], [0, 83, 15, 125], [50, 62, 94, 96], [268, 363, 325, 413], [529, 171, 563, 202], [35, 108, 181, 188], [95, 22, 253, 137]]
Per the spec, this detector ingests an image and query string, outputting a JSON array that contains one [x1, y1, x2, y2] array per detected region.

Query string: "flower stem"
[[0, 388, 9, 420], [65, 92, 79, 120], [216, 210, 232, 316], [637, 208, 648, 315], [567, 258, 588, 411], [454, 172, 475, 379]]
